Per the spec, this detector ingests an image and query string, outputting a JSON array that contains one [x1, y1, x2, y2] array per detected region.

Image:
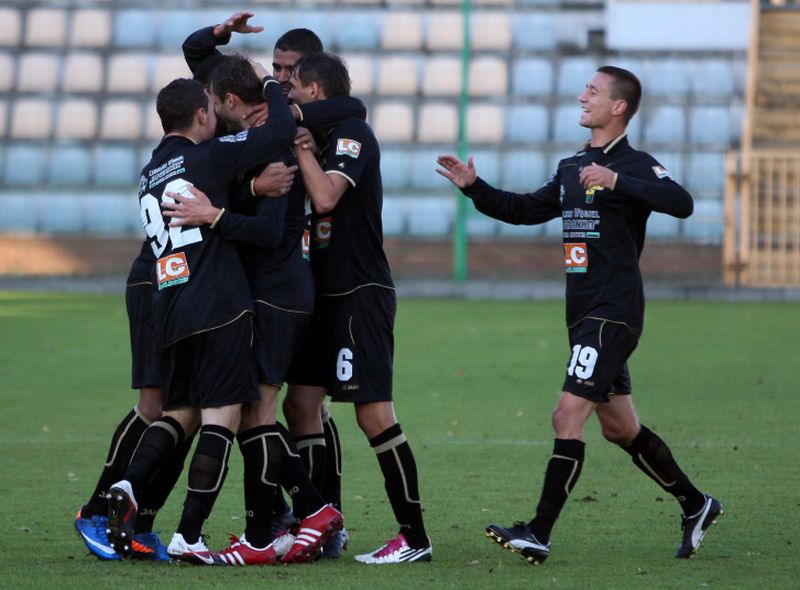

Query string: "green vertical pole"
[[453, 0, 471, 283]]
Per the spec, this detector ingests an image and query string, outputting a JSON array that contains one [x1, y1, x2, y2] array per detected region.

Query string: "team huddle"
[[74, 12, 430, 566], [74, 10, 722, 569]]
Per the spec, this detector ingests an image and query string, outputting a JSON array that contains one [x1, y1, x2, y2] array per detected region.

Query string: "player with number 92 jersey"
[[138, 77, 296, 349]]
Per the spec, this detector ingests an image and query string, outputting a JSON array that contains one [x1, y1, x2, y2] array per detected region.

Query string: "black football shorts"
[[286, 287, 395, 403], [561, 317, 639, 403], [253, 300, 312, 386], [161, 313, 260, 410], [126, 282, 161, 390]]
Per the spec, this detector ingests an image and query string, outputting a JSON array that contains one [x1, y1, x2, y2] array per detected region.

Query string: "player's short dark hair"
[[597, 65, 642, 124], [293, 52, 351, 98], [156, 78, 209, 133], [209, 54, 263, 106], [274, 28, 323, 55]]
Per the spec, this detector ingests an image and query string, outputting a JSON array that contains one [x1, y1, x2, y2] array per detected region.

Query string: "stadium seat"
[[684, 198, 723, 244], [10, 99, 53, 139], [152, 55, 191, 92], [48, 147, 92, 186], [334, 12, 382, 50], [40, 194, 85, 233], [93, 146, 137, 186], [25, 8, 67, 47], [643, 59, 690, 98], [501, 149, 548, 191], [144, 100, 164, 140], [381, 149, 413, 190], [553, 103, 591, 145], [382, 13, 422, 50], [83, 192, 140, 235], [512, 13, 557, 50], [425, 13, 463, 51], [113, 11, 157, 47], [155, 11, 206, 49], [511, 58, 554, 97], [467, 214, 500, 237], [471, 150, 501, 185], [4, 146, 48, 185], [411, 149, 448, 189], [372, 102, 414, 143], [422, 56, 461, 96], [643, 106, 686, 145], [690, 59, 734, 99], [472, 13, 511, 51], [406, 197, 453, 237], [381, 196, 409, 236], [689, 106, 731, 145], [686, 151, 725, 195], [646, 212, 681, 238], [0, 53, 14, 91], [0, 192, 38, 232], [624, 115, 643, 145], [557, 58, 599, 97], [100, 101, 143, 140], [341, 54, 374, 95], [62, 53, 104, 92], [69, 9, 112, 47], [418, 103, 458, 143], [0, 100, 6, 137], [55, 99, 98, 140], [505, 104, 549, 144], [17, 54, 60, 93], [107, 53, 150, 93], [469, 56, 508, 97], [377, 56, 419, 95], [0, 8, 21, 46], [467, 104, 504, 144]]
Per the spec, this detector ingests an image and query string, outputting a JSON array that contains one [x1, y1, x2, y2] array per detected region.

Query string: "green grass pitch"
[[1, 293, 798, 589]]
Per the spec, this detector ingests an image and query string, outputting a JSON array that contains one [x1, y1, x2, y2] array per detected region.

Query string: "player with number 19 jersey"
[[138, 81, 296, 348]]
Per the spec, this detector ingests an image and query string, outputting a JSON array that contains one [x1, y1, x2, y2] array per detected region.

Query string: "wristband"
[[261, 76, 279, 95], [250, 177, 257, 197], [611, 172, 619, 190], [209, 207, 225, 229]]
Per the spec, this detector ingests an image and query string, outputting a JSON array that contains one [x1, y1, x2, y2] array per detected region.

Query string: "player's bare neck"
[[590, 123, 627, 148]]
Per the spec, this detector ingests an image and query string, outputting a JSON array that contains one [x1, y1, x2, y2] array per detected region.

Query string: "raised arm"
[[182, 12, 263, 81], [437, 154, 562, 225]]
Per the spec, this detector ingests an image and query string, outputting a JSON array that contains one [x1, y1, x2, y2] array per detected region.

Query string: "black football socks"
[[624, 425, 705, 515], [177, 424, 233, 545], [528, 438, 585, 543], [322, 413, 343, 511], [238, 425, 283, 547], [370, 423, 428, 549], [82, 407, 150, 517]]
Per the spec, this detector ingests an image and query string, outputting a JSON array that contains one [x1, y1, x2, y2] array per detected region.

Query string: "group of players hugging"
[[73, 11, 433, 566]]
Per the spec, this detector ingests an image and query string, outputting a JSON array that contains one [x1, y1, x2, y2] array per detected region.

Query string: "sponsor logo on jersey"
[[564, 242, 588, 273], [219, 130, 249, 143], [336, 138, 361, 158], [313, 216, 332, 249], [156, 252, 190, 290], [584, 184, 604, 204], [302, 228, 311, 260], [652, 165, 670, 179]]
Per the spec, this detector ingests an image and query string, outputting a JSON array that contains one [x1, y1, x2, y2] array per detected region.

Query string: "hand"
[[243, 102, 268, 128], [294, 127, 318, 155], [579, 162, 616, 190], [253, 162, 298, 198], [162, 185, 219, 227], [435, 154, 477, 188], [213, 12, 263, 38], [249, 59, 269, 82]]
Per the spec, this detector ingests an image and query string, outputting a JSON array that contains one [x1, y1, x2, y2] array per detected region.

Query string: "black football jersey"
[[310, 118, 394, 296], [462, 135, 693, 334], [137, 82, 296, 346]]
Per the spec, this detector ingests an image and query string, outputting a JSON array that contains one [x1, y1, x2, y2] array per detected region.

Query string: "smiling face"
[[578, 72, 627, 130], [287, 73, 319, 105], [272, 49, 303, 96]]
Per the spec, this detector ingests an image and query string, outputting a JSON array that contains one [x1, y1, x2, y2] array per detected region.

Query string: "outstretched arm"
[[436, 154, 477, 189], [182, 12, 263, 80]]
